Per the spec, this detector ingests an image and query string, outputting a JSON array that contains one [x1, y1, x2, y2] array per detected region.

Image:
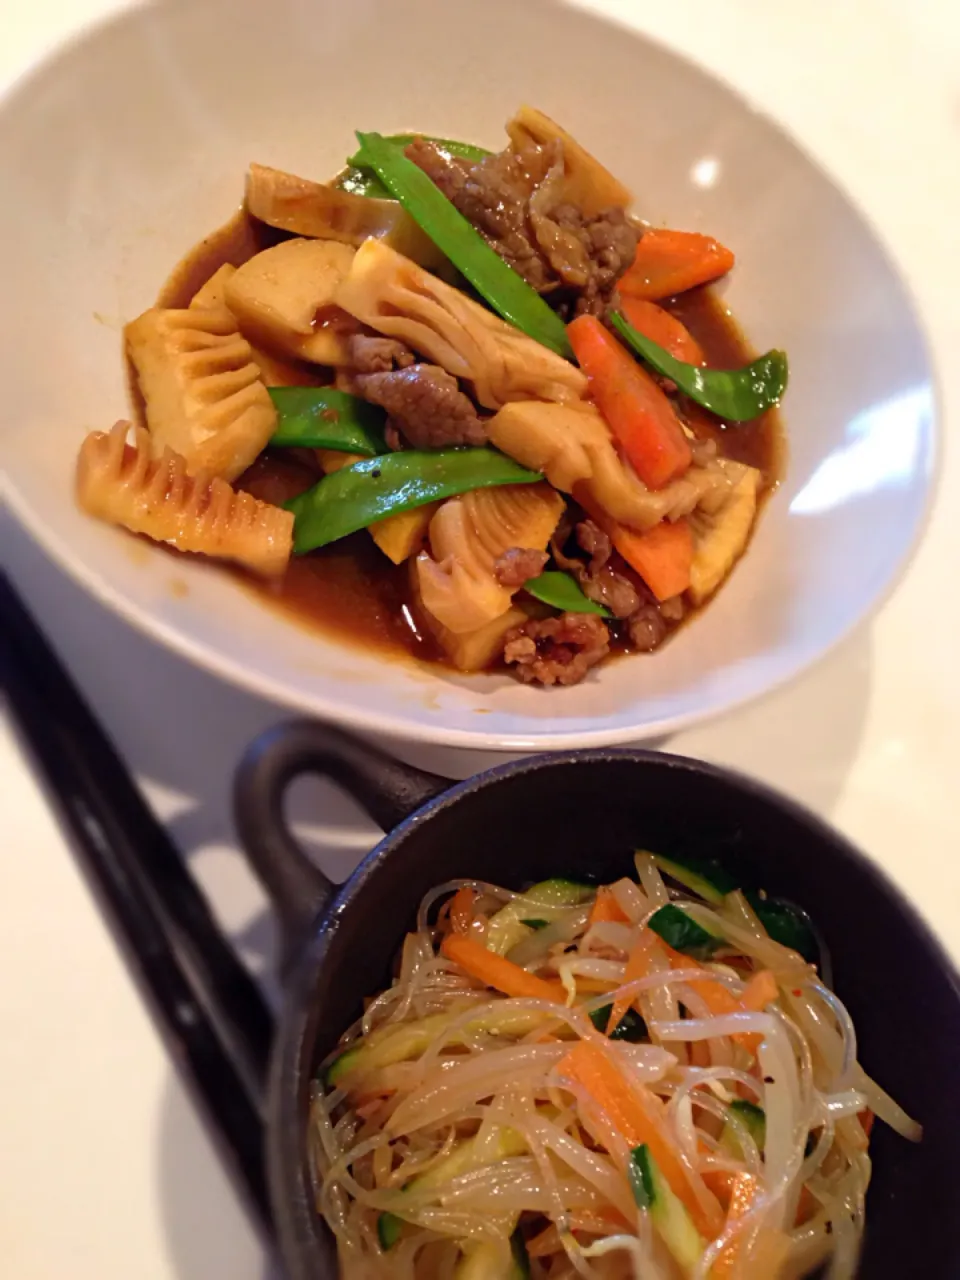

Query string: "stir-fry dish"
[[76, 108, 787, 686], [314, 853, 920, 1279]]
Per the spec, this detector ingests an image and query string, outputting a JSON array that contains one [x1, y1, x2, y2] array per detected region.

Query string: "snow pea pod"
[[610, 311, 788, 423], [269, 388, 386, 455], [351, 132, 573, 359], [523, 570, 611, 618], [337, 134, 491, 198], [287, 447, 542, 553]]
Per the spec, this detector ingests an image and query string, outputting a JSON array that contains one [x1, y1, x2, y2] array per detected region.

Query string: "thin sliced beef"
[[354, 364, 488, 449], [504, 612, 610, 686], [550, 517, 640, 619], [347, 334, 416, 374], [406, 138, 639, 318], [627, 603, 668, 652], [494, 547, 549, 588]]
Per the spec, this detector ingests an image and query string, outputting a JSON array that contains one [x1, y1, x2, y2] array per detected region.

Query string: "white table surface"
[[2, 2, 959, 1276]]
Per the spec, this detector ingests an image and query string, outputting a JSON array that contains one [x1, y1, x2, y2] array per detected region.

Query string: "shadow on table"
[[156, 1071, 284, 1280], [668, 621, 874, 821]]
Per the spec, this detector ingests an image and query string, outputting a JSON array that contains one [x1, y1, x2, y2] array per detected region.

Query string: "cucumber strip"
[[485, 879, 595, 957], [648, 903, 725, 959], [651, 851, 738, 905], [588, 1005, 648, 1042], [720, 1099, 766, 1157], [377, 1212, 403, 1250], [629, 1145, 704, 1271]]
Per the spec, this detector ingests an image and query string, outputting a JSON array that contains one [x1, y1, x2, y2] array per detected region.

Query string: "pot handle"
[[233, 720, 448, 970]]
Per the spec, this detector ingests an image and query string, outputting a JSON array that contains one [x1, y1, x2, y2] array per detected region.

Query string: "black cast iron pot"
[[233, 722, 960, 1279]]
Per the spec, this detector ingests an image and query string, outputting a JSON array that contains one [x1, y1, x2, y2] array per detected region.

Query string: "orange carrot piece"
[[448, 886, 477, 935], [559, 1039, 723, 1238], [589, 887, 630, 928], [702, 1168, 735, 1207], [712, 1173, 759, 1279], [859, 1109, 875, 1140], [611, 518, 693, 601], [619, 228, 735, 302], [689, 1039, 712, 1068], [661, 945, 776, 1054], [607, 932, 659, 1035], [441, 933, 565, 1003], [740, 969, 778, 1012], [618, 296, 705, 366], [567, 314, 692, 489]]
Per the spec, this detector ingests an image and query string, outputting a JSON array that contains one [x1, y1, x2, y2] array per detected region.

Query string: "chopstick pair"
[[0, 571, 275, 1236]]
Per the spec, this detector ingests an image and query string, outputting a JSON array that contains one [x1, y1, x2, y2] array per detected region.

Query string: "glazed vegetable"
[[246, 162, 448, 270], [339, 134, 491, 198], [350, 133, 573, 358], [416, 484, 565, 634], [269, 387, 386, 454], [567, 314, 692, 489], [287, 448, 541, 554], [523, 569, 611, 617], [609, 517, 693, 601], [618, 296, 705, 366], [610, 311, 788, 423], [315, 448, 435, 564], [618, 227, 735, 301]]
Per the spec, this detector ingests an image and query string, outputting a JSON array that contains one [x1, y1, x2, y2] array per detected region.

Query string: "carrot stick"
[[618, 296, 705, 366], [611, 518, 693, 601], [859, 1109, 875, 1139], [619, 228, 735, 301], [589, 887, 630, 928], [607, 932, 658, 1035], [567, 314, 692, 489], [712, 1172, 759, 1279], [661, 944, 777, 1053], [448, 886, 477, 935], [441, 933, 565, 1003], [559, 1039, 723, 1237], [740, 970, 778, 1012]]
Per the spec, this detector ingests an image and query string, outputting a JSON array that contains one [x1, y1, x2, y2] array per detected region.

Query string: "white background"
[[2, 2, 959, 1276]]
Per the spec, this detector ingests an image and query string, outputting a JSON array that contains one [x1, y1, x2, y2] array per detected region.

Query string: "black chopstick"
[[0, 572, 273, 1235]]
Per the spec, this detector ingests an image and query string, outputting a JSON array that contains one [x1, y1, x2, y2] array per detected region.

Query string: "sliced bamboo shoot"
[[246, 163, 448, 270], [224, 238, 359, 366]]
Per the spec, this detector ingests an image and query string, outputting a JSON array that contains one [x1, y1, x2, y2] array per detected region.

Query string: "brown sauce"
[[153, 209, 783, 671]]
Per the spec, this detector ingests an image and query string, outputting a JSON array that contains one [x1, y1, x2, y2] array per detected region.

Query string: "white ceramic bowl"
[[0, 0, 936, 753]]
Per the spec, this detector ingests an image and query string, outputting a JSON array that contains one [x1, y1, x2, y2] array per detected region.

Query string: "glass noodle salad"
[[312, 853, 921, 1279]]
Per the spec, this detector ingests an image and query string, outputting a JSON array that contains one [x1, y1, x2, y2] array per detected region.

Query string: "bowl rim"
[[0, 0, 944, 751]]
